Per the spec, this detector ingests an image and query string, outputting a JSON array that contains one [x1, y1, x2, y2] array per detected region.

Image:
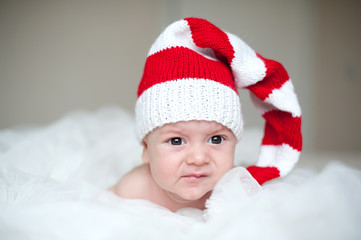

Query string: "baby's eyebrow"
[[158, 126, 184, 135], [206, 123, 228, 133]]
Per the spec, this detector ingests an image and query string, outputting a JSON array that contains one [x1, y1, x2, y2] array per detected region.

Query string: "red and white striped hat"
[[135, 18, 302, 185]]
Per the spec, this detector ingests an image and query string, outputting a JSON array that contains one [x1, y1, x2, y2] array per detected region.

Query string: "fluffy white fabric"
[[1, 107, 361, 240]]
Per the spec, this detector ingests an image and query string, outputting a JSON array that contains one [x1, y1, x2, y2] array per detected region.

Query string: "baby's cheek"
[[218, 158, 234, 177], [152, 164, 176, 182]]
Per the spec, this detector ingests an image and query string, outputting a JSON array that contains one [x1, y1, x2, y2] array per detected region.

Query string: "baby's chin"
[[168, 189, 212, 203]]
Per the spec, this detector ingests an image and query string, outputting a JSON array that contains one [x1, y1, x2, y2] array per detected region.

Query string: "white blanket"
[[1, 107, 361, 240]]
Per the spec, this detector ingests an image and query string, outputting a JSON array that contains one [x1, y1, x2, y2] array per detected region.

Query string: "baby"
[[110, 18, 302, 212]]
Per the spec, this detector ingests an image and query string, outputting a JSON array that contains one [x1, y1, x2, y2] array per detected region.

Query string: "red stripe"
[[138, 46, 236, 97], [247, 166, 280, 185], [247, 54, 289, 100], [185, 18, 235, 65], [262, 110, 302, 151]]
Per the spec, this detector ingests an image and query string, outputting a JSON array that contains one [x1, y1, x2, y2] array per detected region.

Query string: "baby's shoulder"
[[111, 164, 152, 199]]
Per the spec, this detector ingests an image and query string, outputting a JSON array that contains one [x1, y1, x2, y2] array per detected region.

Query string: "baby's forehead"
[[143, 120, 237, 143], [157, 120, 228, 133]]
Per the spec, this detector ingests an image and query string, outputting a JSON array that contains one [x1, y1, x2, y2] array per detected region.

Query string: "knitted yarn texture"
[[135, 18, 302, 185]]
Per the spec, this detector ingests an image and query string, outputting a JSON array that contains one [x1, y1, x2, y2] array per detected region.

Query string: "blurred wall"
[[0, 0, 162, 126], [315, 0, 361, 151], [0, 0, 360, 152]]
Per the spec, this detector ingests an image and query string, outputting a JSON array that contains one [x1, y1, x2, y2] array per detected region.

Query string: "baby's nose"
[[186, 145, 210, 165]]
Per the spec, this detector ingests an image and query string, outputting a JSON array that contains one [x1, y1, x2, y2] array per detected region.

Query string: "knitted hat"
[[135, 18, 302, 185]]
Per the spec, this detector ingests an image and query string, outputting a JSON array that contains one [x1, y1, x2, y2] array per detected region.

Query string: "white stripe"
[[250, 80, 302, 117], [265, 80, 302, 117], [257, 144, 300, 176], [135, 78, 243, 142], [227, 32, 267, 88], [148, 19, 218, 61]]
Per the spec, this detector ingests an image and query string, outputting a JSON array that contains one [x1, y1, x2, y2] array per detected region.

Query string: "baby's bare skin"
[[111, 120, 236, 212], [110, 163, 211, 212]]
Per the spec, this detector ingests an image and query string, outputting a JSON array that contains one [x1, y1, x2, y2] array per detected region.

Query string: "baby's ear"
[[141, 141, 149, 164]]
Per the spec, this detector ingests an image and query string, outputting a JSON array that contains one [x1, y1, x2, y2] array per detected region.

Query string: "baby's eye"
[[168, 137, 185, 145], [208, 135, 224, 144]]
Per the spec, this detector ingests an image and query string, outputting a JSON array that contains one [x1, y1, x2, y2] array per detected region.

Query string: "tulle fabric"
[[1, 107, 361, 240]]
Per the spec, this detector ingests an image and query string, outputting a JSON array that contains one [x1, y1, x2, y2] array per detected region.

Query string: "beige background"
[[0, 0, 360, 153]]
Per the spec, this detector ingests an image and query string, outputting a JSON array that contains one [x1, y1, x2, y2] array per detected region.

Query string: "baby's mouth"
[[182, 174, 207, 179]]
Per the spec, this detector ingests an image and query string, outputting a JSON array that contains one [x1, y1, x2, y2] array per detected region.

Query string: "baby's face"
[[142, 120, 236, 202]]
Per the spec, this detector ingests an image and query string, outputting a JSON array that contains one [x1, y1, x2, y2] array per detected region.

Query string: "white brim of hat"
[[135, 78, 243, 142]]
